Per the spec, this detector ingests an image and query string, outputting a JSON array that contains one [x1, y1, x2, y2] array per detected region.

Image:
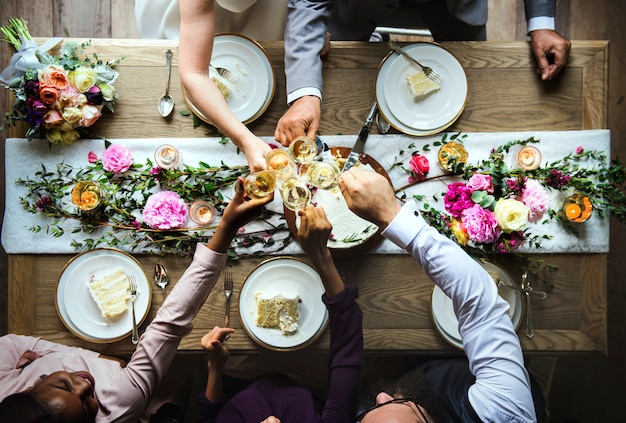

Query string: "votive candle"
[[155, 144, 181, 169], [189, 200, 216, 226], [517, 146, 542, 171]]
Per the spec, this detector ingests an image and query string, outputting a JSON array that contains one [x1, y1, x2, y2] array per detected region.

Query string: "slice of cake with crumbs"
[[406, 70, 441, 100], [255, 292, 300, 335], [87, 267, 131, 319]]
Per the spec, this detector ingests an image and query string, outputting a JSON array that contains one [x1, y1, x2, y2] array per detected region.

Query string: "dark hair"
[[359, 367, 450, 423], [0, 391, 60, 423]]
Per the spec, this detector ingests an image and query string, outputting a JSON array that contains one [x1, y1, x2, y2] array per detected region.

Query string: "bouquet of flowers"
[[1, 18, 121, 144]]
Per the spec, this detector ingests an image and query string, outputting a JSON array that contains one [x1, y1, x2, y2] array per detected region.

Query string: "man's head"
[[0, 371, 99, 423]]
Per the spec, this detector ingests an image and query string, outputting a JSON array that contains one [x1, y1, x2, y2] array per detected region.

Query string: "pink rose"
[[461, 204, 500, 244], [88, 151, 98, 163], [44, 110, 63, 126], [466, 173, 494, 193], [410, 154, 430, 173], [576, 146, 584, 154], [443, 182, 473, 218], [520, 178, 549, 223], [142, 191, 188, 230], [80, 104, 102, 127], [102, 144, 133, 173]]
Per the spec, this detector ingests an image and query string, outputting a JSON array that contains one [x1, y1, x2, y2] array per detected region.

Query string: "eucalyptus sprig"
[[16, 158, 293, 257]]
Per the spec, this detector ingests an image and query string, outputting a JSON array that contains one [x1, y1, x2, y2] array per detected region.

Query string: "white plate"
[[185, 33, 275, 125], [239, 257, 329, 351], [375, 42, 467, 135], [56, 249, 151, 343], [431, 260, 522, 349]]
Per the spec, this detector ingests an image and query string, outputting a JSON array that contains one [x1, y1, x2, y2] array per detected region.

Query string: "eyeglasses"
[[355, 396, 430, 423]]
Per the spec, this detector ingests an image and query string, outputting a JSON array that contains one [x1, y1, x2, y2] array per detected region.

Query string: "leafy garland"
[[16, 141, 294, 259], [393, 133, 626, 281]]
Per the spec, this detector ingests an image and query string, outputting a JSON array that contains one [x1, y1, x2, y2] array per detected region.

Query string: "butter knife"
[[342, 101, 378, 172]]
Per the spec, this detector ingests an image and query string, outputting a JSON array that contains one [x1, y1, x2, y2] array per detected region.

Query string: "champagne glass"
[[288, 136, 319, 164], [306, 160, 340, 190], [243, 170, 277, 199], [280, 176, 311, 211], [265, 148, 294, 180]]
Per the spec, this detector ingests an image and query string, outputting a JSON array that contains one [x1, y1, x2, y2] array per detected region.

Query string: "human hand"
[[274, 96, 321, 146], [297, 205, 332, 263], [200, 326, 235, 369], [240, 136, 272, 173], [530, 29, 571, 81], [339, 168, 402, 229], [221, 177, 274, 229]]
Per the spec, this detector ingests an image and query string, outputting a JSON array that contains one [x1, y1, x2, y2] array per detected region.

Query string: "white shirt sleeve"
[[527, 16, 556, 33], [382, 200, 537, 422]]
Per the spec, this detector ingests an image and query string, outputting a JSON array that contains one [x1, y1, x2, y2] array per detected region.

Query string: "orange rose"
[[450, 218, 469, 246], [39, 85, 60, 106], [44, 110, 63, 127], [71, 181, 102, 211], [39, 65, 69, 90]]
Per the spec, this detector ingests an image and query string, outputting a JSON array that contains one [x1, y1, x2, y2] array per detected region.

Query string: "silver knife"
[[342, 101, 378, 172]]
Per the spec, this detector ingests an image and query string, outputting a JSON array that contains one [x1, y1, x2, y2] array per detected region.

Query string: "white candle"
[[517, 146, 542, 171], [189, 200, 216, 226], [155, 144, 181, 169]]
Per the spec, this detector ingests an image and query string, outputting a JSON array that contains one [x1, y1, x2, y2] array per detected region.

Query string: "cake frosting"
[[87, 267, 130, 319]]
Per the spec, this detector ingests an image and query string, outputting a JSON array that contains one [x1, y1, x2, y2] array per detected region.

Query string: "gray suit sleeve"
[[524, 0, 556, 19], [284, 0, 332, 98]]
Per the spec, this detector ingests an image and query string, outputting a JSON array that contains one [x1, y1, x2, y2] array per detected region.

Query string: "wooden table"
[[6, 39, 608, 356]]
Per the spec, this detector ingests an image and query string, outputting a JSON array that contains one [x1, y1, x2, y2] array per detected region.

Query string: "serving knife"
[[342, 101, 378, 172]]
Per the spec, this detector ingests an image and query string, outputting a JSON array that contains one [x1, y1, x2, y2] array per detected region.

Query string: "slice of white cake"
[[87, 267, 131, 319], [255, 292, 300, 335], [406, 70, 441, 100]]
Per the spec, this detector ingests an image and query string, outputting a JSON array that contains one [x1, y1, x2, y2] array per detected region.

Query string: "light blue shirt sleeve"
[[382, 200, 537, 422]]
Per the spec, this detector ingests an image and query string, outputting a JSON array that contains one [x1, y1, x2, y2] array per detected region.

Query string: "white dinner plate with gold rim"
[[184, 33, 276, 125], [56, 248, 151, 343], [430, 260, 523, 349], [239, 257, 328, 351], [375, 42, 467, 136]]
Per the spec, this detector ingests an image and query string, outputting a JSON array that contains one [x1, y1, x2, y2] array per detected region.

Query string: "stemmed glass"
[[280, 176, 311, 211], [265, 148, 294, 180], [306, 161, 340, 190], [242, 170, 277, 199], [288, 136, 320, 165]]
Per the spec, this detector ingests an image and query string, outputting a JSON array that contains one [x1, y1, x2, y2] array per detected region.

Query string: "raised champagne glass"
[[306, 160, 340, 190], [265, 148, 294, 180], [280, 176, 311, 211], [288, 136, 319, 164], [243, 170, 277, 199]]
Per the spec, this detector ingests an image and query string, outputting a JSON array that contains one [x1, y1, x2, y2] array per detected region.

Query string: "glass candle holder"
[[71, 181, 102, 211], [306, 160, 340, 190], [265, 148, 294, 180], [562, 193, 593, 223], [154, 144, 181, 169], [280, 176, 311, 211], [189, 199, 216, 226], [243, 170, 277, 199], [438, 142, 468, 174], [517, 145, 542, 171]]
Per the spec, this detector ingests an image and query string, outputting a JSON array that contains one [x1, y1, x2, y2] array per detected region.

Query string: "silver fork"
[[388, 41, 444, 84], [521, 271, 534, 339], [224, 272, 233, 340], [128, 275, 139, 345], [210, 64, 238, 83]]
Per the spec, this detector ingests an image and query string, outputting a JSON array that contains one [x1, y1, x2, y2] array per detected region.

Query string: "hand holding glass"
[[243, 170, 277, 199]]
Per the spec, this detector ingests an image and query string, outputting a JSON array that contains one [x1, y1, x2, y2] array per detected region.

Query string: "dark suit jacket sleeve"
[[524, 0, 556, 19]]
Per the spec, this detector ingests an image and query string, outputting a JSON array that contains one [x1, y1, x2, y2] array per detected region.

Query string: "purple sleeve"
[[319, 283, 363, 422]]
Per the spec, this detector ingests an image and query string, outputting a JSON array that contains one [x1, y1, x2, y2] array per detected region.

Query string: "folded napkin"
[[1, 130, 610, 255]]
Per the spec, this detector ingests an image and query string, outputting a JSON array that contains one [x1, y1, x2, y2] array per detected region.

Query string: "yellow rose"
[[494, 198, 529, 233], [62, 107, 83, 124], [69, 67, 98, 92], [98, 83, 116, 102], [60, 129, 81, 144], [450, 218, 469, 246], [45, 129, 63, 144]]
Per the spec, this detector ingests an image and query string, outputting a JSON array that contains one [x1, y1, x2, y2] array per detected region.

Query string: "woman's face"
[[29, 371, 98, 423]]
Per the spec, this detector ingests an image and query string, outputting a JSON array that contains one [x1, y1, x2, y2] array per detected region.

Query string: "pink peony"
[[102, 144, 133, 173], [443, 182, 473, 218], [521, 178, 549, 223], [461, 204, 501, 244], [142, 191, 188, 230], [466, 173, 494, 193]]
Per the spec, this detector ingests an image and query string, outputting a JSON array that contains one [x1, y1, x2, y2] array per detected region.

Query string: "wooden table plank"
[[6, 39, 609, 355]]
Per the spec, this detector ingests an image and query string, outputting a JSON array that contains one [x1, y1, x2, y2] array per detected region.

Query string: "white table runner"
[[2, 130, 610, 255]]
